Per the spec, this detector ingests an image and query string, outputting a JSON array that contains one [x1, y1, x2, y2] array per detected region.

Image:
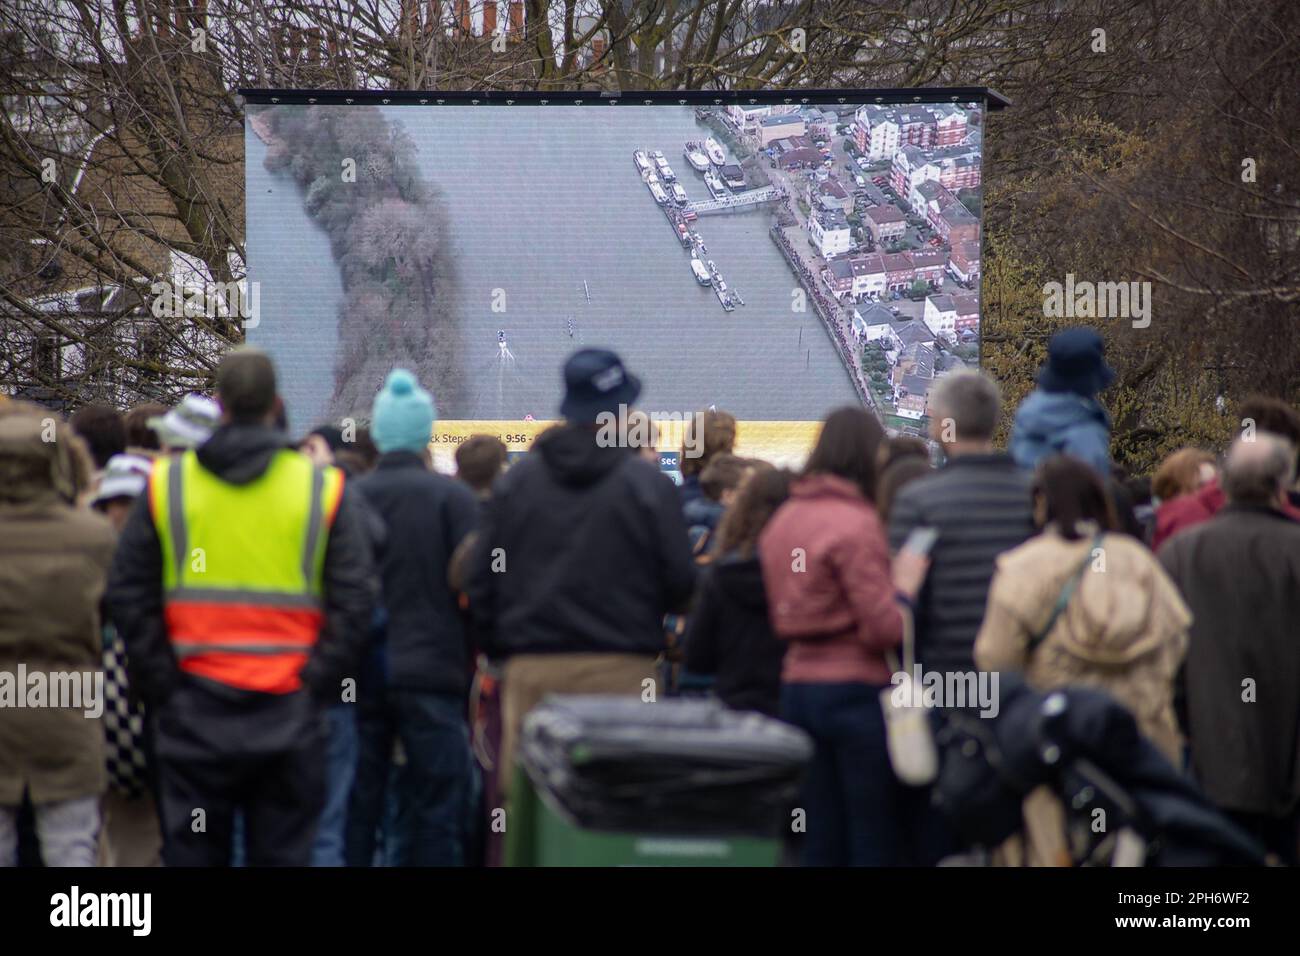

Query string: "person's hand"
[[892, 548, 931, 602]]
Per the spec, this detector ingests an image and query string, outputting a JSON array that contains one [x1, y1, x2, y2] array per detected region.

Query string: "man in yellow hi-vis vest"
[[108, 348, 374, 866]]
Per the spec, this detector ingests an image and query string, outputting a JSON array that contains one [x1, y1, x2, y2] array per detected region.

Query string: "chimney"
[[508, 1, 524, 35], [482, 1, 497, 36]]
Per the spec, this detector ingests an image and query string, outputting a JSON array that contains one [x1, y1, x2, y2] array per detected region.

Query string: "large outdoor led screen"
[[244, 94, 985, 469]]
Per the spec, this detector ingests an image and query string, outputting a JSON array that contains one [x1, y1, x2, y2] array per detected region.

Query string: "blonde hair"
[[1152, 447, 1215, 502]]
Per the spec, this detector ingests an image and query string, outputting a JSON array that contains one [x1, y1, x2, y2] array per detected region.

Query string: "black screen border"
[[238, 87, 1010, 110]]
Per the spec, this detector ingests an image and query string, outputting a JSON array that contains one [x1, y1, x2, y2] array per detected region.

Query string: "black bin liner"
[[519, 695, 813, 837]]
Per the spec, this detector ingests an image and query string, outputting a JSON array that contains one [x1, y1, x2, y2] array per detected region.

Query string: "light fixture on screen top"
[[382, 98, 390, 105], [307, 98, 316, 104], [419, 99, 427, 104]]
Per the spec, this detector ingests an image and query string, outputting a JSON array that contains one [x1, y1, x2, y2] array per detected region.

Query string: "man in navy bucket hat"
[[1010, 327, 1115, 475], [558, 348, 643, 424], [466, 348, 695, 802]]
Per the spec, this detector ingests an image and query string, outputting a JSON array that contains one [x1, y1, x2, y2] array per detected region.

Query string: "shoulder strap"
[[1028, 531, 1104, 651]]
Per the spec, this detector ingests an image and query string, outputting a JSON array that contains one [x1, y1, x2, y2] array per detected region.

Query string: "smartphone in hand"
[[900, 525, 938, 558]]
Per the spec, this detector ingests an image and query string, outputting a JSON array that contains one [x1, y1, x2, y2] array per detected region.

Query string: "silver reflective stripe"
[[167, 456, 187, 580], [302, 466, 325, 589], [172, 642, 312, 659], [165, 587, 322, 609]]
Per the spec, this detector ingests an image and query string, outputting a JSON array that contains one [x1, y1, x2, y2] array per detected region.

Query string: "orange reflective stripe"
[[164, 602, 323, 648], [325, 469, 345, 524], [179, 653, 309, 694]]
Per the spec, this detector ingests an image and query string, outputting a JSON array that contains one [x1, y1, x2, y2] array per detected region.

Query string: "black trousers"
[[153, 683, 328, 867]]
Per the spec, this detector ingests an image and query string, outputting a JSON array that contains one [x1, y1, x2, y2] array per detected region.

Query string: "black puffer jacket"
[[466, 424, 696, 658], [107, 424, 376, 720], [682, 554, 786, 716], [887, 453, 1035, 676]]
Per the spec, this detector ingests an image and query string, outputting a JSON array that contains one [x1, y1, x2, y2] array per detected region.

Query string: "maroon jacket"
[[757, 474, 903, 684], [1155, 477, 1300, 552]]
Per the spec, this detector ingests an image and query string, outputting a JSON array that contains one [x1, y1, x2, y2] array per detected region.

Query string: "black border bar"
[[236, 87, 1011, 110]]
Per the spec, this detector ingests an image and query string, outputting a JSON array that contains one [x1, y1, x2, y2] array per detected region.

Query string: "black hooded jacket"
[[466, 424, 696, 658], [682, 554, 786, 716], [107, 424, 376, 741], [354, 450, 478, 696]]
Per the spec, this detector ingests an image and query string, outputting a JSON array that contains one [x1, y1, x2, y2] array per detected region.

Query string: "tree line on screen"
[[259, 105, 463, 420], [1, 0, 1295, 473]]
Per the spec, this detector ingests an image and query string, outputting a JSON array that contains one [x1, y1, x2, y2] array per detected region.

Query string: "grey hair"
[[929, 370, 1002, 441], [1223, 432, 1296, 506]]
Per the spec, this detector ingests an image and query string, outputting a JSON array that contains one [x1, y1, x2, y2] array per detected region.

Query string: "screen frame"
[[238, 87, 1011, 110], [240, 86, 1000, 453]]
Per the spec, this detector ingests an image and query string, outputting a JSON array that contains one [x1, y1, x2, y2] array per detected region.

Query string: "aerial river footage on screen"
[[245, 101, 983, 458]]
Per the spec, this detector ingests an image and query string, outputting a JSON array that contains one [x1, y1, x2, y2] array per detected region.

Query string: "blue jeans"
[[311, 704, 359, 866], [347, 689, 472, 866], [782, 681, 941, 866]]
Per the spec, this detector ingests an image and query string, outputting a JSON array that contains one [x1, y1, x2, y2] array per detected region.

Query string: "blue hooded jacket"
[[1009, 388, 1112, 475]]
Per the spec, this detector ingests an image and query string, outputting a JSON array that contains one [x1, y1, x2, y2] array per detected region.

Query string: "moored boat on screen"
[[691, 259, 711, 285], [634, 150, 651, 172], [649, 182, 669, 204], [671, 183, 688, 204], [684, 144, 710, 172], [715, 279, 736, 311], [705, 137, 726, 165], [704, 169, 727, 199]]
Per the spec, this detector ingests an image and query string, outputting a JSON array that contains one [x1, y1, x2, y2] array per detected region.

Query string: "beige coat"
[[974, 526, 1191, 865]]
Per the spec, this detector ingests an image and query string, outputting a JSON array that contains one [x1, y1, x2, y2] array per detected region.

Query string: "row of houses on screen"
[[815, 234, 981, 295], [853, 297, 979, 420], [808, 180, 979, 252], [854, 293, 980, 349], [851, 104, 975, 161]]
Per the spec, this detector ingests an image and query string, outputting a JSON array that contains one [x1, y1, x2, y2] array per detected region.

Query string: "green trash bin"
[[504, 695, 810, 867], [505, 765, 783, 866]]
